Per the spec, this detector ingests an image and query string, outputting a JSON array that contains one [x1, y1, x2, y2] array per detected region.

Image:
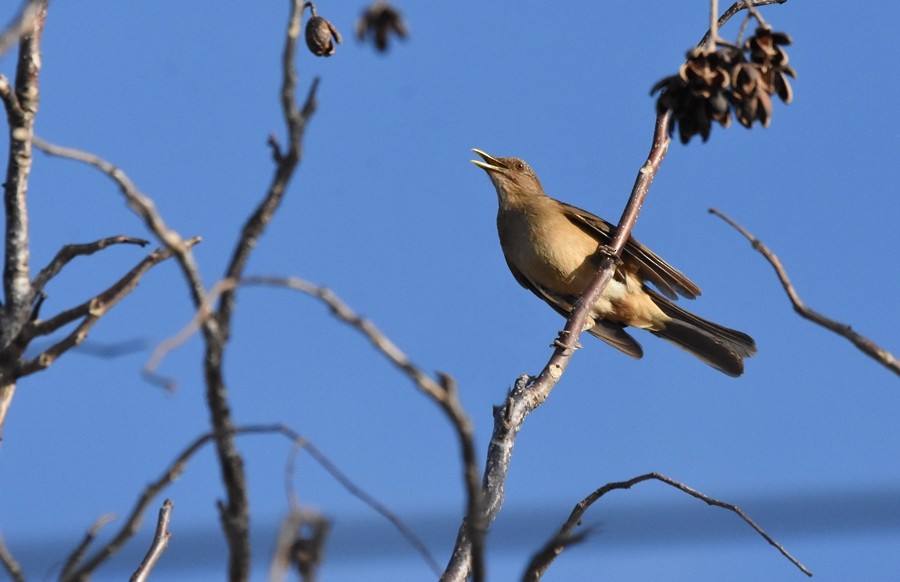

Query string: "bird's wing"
[[503, 256, 644, 359], [558, 201, 702, 300]]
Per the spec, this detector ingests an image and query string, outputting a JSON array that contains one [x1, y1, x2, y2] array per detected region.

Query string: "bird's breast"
[[498, 203, 667, 329], [498, 205, 600, 295]]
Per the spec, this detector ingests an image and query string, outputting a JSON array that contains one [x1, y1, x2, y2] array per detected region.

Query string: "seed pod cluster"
[[652, 26, 795, 144]]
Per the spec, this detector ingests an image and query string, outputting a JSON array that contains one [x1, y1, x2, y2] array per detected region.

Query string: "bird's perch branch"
[[442, 112, 671, 582], [710, 208, 900, 376], [442, 2, 789, 579]]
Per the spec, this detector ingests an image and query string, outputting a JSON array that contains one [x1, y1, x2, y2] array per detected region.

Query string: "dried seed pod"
[[652, 47, 734, 143], [356, 1, 408, 52], [306, 15, 342, 57]]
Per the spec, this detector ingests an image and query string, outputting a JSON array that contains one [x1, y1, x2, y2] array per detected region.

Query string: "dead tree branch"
[[32, 2, 321, 574], [523, 472, 812, 580], [59, 514, 117, 581], [129, 499, 174, 582], [0, 532, 25, 582], [15, 240, 197, 378], [62, 423, 433, 581], [710, 208, 899, 376], [32, 235, 149, 295], [0, 0, 47, 440], [146, 275, 476, 577]]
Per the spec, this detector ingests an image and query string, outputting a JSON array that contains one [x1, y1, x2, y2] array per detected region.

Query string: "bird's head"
[[471, 148, 545, 205]]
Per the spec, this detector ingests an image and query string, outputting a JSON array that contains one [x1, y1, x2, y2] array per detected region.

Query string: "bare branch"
[[196, 5, 321, 575], [32, 235, 149, 295], [15, 240, 197, 379], [523, 472, 812, 580], [60, 514, 117, 581], [217, 2, 320, 333], [699, 0, 788, 47], [148, 275, 468, 576], [1, 0, 47, 351], [31, 137, 209, 310], [62, 424, 435, 581], [0, 532, 25, 582], [130, 499, 174, 582], [710, 208, 900, 376]]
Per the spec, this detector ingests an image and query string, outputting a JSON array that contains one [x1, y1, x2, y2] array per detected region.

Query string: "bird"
[[471, 148, 756, 376]]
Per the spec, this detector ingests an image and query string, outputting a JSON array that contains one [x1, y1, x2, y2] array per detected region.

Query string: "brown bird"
[[471, 148, 756, 376]]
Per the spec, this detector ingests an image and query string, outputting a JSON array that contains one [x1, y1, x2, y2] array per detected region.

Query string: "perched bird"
[[471, 148, 756, 376]]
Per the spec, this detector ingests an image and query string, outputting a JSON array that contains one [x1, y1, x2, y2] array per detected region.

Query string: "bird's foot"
[[597, 244, 623, 265], [552, 330, 582, 352]]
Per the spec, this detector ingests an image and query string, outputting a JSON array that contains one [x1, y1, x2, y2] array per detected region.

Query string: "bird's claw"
[[552, 330, 582, 352], [597, 244, 623, 265]]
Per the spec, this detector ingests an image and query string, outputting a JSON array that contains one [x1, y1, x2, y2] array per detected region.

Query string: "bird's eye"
[[515, 161, 525, 172]]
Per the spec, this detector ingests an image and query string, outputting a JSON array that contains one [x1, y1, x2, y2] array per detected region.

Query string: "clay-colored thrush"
[[471, 148, 756, 376]]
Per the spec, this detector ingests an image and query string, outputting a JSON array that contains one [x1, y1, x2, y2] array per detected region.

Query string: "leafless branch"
[[196, 2, 321, 576], [300, 430, 443, 576], [710, 208, 900, 376], [32, 235, 149, 295], [1, 0, 45, 357], [442, 2, 785, 578], [62, 423, 434, 581], [34, 2, 320, 574], [699, 0, 788, 47], [523, 472, 812, 579], [217, 6, 319, 334], [147, 275, 468, 576], [15, 240, 197, 379], [129, 499, 174, 582], [0, 532, 25, 582], [1, 0, 46, 351], [31, 137, 209, 310], [60, 514, 117, 581]]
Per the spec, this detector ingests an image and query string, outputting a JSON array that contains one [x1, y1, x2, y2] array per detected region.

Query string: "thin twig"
[[60, 514, 117, 581], [710, 208, 900, 376], [61, 424, 437, 581], [32, 235, 149, 295], [130, 499, 174, 582], [699, 0, 788, 47], [147, 275, 467, 576], [523, 472, 812, 579], [31, 137, 209, 310], [15, 240, 198, 378], [0, 533, 25, 582]]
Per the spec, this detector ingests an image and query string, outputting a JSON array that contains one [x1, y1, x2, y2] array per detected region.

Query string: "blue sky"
[[1, 1, 899, 580]]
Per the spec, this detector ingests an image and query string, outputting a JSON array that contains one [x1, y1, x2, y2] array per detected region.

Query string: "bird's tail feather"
[[646, 288, 757, 377]]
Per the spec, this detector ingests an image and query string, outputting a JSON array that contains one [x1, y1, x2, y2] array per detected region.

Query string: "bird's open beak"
[[471, 148, 507, 174]]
